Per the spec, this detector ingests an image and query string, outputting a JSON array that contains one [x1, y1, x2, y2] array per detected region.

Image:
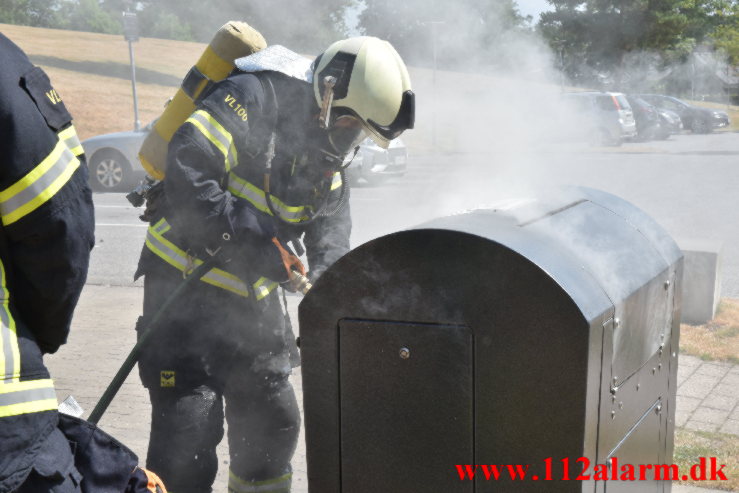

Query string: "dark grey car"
[[636, 94, 730, 133]]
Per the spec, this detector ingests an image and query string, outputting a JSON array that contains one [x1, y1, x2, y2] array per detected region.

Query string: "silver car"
[[562, 91, 637, 146], [82, 123, 151, 192], [82, 124, 406, 192]]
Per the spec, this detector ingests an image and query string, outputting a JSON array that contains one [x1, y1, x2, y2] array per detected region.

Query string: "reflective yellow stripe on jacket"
[[186, 110, 238, 172], [227, 172, 312, 223], [227, 171, 342, 223], [0, 125, 83, 226], [187, 109, 343, 223], [0, 261, 19, 383], [0, 379, 58, 418], [145, 219, 277, 300], [0, 259, 57, 417], [58, 125, 84, 157]]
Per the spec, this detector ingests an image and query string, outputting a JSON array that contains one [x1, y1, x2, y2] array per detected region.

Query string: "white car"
[[344, 137, 408, 186]]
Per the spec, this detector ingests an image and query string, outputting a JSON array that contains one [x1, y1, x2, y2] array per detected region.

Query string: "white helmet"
[[312, 36, 414, 150]]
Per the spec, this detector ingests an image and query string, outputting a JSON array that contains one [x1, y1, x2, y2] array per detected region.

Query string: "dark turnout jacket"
[[0, 33, 95, 492], [137, 70, 351, 299]]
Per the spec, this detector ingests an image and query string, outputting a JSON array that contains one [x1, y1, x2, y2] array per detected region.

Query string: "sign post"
[[122, 12, 140, 131]]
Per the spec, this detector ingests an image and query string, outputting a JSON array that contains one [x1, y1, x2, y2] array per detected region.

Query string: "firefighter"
[[0, 31, 94, 493], [0, 33, 166, 493], [134, 36, 414, 493]]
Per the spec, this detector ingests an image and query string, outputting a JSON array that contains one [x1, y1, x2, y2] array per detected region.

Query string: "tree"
[[60, 0, 120, 34], [358, 0, 530, 71], [0, 0, 62, 27], [539, 0, 738, 88], [130, 0, 353, 49], [1, 0, 357, 51], [711, 0, 739, 64]]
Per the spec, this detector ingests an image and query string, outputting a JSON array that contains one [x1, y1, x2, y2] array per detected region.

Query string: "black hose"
[[88, 256, 218, 424]]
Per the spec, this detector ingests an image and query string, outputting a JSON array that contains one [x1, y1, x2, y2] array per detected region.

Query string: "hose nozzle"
[[289, 270, 313, 295]]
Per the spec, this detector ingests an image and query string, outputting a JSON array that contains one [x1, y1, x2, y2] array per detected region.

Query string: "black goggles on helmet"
[[367, 90, 415, 141]]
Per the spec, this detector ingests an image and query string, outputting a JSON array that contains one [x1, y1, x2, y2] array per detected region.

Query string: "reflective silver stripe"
[[0, 260, 19, 382], [0, 379, 58, 417], [0, 298, 14, 381], [253, 278, 276, 300], [186, 110, 238, 171], [330, 171, 342, 191], [227, 173, 310, 223], [145, 227, 249, 297], [0, 140, 80, 226], [152, 218, 170, 235], [0, 385, 56, 407], [228, 470, 292, 493], [58, 125, 83, 156], [145, 220, 277, 299]]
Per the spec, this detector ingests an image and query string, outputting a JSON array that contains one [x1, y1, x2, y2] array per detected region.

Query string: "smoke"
[[344, 10, 577, 246]]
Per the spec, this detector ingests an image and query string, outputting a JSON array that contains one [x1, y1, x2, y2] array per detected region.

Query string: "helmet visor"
[[328, 114, 367, 156], [367, 90, 415, 142]]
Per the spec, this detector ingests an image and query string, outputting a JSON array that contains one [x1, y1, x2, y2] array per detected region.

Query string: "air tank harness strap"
[[181, 65, 213, 103]]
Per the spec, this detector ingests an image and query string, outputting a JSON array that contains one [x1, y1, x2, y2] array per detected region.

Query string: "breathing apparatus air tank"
[[138, 21, 267, 179]]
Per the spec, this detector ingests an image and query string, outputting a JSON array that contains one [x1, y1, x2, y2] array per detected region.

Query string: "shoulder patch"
[[20, 66, 72, 131]]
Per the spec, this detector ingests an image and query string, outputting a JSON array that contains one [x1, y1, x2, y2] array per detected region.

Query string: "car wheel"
[[691, 119, 711, 134], [89, 149, 132, 192]]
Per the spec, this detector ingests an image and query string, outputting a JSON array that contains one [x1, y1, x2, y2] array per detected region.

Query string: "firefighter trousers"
[[138, 264, 300, 493]]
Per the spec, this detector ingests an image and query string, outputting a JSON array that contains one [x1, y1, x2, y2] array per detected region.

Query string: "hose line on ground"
[[88, 256, 219, 424]]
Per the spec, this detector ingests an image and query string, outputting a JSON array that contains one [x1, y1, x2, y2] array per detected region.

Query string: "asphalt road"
[[89, 130, 739, 296]]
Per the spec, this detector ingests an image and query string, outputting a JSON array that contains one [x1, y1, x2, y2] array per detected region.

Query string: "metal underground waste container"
[[299, 187, 683, 493]]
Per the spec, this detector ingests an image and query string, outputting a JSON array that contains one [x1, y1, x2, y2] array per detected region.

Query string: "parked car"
[[344, 137, 408, 186], [636, 94, 730, 133], [82, 122, 150, 192], [83, 123, 405, 192], [625, 95, 662, 141], [561, 91, 637, 146], [656, 108, 683, 137]]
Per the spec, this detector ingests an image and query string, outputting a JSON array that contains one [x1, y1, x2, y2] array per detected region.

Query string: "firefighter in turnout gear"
[[0, 33, 167, 493], [0, 32, 94, 493], [134, 36, 414, 493]]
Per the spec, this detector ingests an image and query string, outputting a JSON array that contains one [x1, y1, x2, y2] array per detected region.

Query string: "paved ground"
[[676, 355, 739, 436], [44, 284, 735, 492]]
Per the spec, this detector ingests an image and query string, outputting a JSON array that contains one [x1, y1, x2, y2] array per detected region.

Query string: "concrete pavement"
[[46, 285, 735, 492]]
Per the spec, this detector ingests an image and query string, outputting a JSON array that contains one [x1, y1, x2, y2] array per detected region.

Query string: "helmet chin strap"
[[318, 75, 337, 129]]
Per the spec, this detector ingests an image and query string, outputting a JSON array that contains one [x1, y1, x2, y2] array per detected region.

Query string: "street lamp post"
[[122, 11, 140, 131]]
